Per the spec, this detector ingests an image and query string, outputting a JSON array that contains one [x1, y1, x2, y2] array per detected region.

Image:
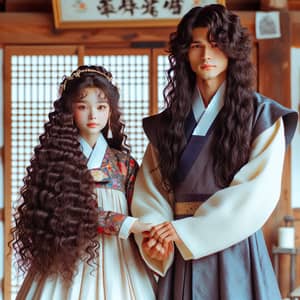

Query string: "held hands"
[[141, 222, 180, 262], [142, 236, 173, 261], [150, 222, 181, 244]]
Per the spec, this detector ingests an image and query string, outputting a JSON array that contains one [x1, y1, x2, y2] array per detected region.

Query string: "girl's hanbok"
[[17, 135, 156, 300]]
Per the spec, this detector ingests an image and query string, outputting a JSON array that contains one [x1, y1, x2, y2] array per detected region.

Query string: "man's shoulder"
[[253, 92, 298, 145], [143, 108, 169, 127], [142, 109, 170, 145]]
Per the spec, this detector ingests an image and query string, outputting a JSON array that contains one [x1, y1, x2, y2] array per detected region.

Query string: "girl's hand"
[[130, 220, 152, 234]]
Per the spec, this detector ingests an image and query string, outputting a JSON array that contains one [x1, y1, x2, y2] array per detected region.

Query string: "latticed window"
[[4, 46, 169, 300]]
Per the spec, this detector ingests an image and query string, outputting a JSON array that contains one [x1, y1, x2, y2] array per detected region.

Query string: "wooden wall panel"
[[227, 0, 260, 10], [0, 13, 176, 47], [291, 11, 300, 47], [5, 0, 51, 11], [258, 10, 292, 240], [2, 0, 299, 13], [3, 0, 262, 12], [292, 210, 300, 295], [289, 0, 300, 9], [0, 12, 256, 46], [0, 7, 296, 299]]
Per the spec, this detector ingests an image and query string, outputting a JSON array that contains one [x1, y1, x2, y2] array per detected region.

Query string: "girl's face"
[[72, 87, 110, 147], [188, 27, 228, 85]]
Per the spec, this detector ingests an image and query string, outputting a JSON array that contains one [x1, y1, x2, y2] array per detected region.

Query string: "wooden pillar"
[[258, 11, 292, 297]]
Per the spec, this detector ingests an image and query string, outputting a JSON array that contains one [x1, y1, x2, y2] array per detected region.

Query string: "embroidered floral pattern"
[[97, 210, 126, 235], [93, 148, 124, 191], [93, 148, 139, 235]]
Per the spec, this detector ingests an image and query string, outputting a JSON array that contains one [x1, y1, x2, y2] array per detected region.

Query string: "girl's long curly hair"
[[11, 65, 128, 282], [159, 4, 256, 189]]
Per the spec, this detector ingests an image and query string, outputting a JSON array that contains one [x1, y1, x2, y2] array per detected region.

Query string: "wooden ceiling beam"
[[0, 12, 256, 46], [5, 0, 51, 12]]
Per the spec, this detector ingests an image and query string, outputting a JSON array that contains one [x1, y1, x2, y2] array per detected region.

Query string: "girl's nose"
[[89, 108, 97, 119]]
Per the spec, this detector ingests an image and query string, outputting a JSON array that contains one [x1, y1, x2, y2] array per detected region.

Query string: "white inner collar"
[[79, 133, 108, 169], [192, 81, 226, 136]]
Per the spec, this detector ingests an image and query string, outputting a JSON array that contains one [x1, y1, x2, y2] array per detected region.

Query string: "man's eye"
[[191, 44, 201, 49]]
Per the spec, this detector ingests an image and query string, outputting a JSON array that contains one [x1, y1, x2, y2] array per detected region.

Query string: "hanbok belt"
[[174, 201, 201, 216]]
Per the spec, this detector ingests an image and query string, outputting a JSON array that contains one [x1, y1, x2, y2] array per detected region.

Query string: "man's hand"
[[141, 235, 174, 261], [150, 221, 180, 244]]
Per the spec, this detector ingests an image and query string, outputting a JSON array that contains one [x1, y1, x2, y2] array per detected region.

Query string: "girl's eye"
[[97, 105, 107, 110]]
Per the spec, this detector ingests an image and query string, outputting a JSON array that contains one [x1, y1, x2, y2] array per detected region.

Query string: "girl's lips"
[[87, 123, 98, 128]]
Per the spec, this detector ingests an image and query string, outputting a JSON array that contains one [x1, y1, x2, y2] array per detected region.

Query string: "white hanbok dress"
[[16, 135, 156, 300]]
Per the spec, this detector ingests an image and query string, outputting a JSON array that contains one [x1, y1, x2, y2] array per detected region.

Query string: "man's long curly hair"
[[159, 4, 256, 189], [11, 65, 128, 282]]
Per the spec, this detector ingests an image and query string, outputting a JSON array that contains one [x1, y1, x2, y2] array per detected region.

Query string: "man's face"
[[188, 27, 228, 83]]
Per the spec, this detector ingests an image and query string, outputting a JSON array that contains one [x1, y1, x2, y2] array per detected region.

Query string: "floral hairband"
[[61, 68, 112, 91]]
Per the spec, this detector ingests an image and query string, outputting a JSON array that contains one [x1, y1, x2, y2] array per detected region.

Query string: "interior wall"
[[0, 47, 4, 300], [291, 48, 300, 208], [0, 0, 261, 12], [0, 7, 298, 299]]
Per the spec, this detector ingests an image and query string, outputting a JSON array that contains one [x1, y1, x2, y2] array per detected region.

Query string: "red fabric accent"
[[97, 226, 105, 234]]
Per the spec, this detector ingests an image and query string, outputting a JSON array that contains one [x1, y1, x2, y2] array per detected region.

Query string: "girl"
[[12, 65, 156, 300]]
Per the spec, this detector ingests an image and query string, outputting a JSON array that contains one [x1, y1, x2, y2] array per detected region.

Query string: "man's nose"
[[201, 46, 212, 60]]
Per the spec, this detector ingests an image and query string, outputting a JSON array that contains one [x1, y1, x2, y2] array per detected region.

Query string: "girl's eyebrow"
[[97, 98, 109, 103], [74, 97, 108, 103]]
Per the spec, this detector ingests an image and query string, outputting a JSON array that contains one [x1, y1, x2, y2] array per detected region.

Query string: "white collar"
[[192, 81, 226, 136], [79, 134, 108, 169]]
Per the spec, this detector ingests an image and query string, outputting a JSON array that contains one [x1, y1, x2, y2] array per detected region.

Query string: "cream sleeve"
[[132, 118, 286, 276], [173, 118, 286, 260], [131, 144, 175, 276]]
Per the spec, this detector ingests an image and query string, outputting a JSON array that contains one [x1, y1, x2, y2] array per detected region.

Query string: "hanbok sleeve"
[[118, 156, 139, 239], [97, 210, 126, 235], [173, 118, 286, 260], [97, 156, 139, 238], [131, 144, 175, 276]]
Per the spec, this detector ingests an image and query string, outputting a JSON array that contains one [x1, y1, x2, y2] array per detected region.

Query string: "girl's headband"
[[61, 68, 112, 91]]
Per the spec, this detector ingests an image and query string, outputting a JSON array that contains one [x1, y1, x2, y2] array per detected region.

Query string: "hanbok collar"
[[192, 81, 226, 136], [79, 133, 107, 170]]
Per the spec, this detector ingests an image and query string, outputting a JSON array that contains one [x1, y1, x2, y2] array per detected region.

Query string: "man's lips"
[[201, 64, 216, 70]]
